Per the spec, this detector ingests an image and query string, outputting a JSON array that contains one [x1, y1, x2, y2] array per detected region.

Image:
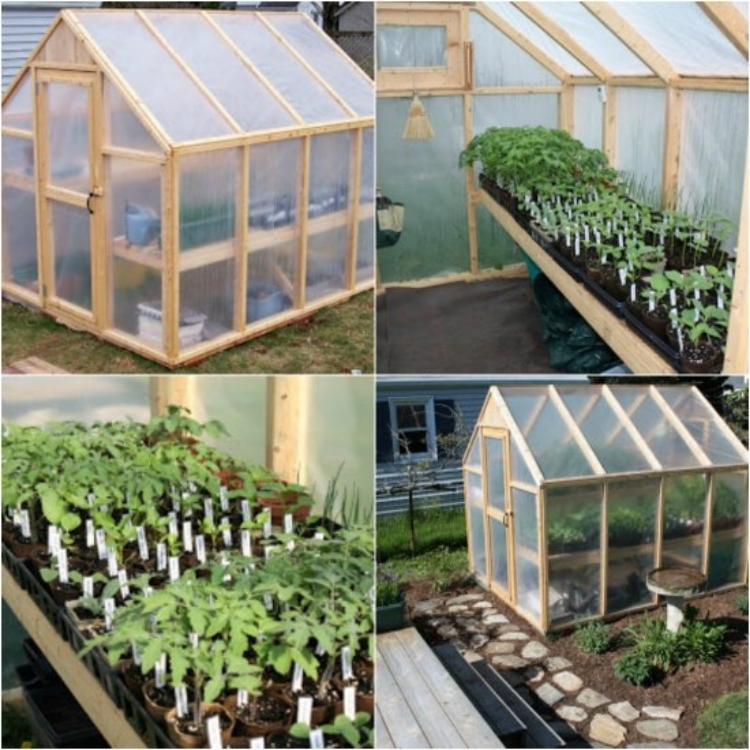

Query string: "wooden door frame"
[[34, 66, 104, 328]]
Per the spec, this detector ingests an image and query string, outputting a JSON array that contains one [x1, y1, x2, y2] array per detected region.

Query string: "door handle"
[[87, 192, 95, 214]]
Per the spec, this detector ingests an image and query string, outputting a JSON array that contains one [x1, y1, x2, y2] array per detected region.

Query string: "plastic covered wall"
[[50, 202, 91, 310], [661, 473, 707, 570], [357, 127, 376, 284], [678, 91, 748, 248], [708, 471, 747, 589], [178, 149, 240, 349], [513, 486, 540, 621], [104, 81, 161, 154], [616, 87, 666, 206], [574, 86, 603, 151], [377, 25, 446, 68], [466, 472, 488, 583]]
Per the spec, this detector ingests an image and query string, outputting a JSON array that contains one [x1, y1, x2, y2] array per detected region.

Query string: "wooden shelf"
[[2, 565, 147, 749], [478, 189, 676, 374]]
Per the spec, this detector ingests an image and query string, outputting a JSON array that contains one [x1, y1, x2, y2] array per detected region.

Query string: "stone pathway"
[[416, 592, 685, 748]]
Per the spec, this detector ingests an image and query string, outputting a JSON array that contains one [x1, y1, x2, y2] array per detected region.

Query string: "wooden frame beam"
[[582, 3, 674, 84], [266, 376, 308, 483], [698, 2, 749, 57], [513, 1, 610, 82], [672, 76, 748, 93], [661, 86, 683, 209]]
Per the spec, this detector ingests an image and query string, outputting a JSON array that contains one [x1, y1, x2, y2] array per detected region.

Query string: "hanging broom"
[[402, 92, 434, 140]]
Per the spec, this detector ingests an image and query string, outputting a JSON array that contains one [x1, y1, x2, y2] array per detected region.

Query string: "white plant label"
[[20, 509, 31, 538], [694, 289, 700, 301], [86, 519, 96, 548], [565, 229, 570, 247], [618, 267, 627, 286], [222, 517, 232, 548], [574, 235, 580, 256], [292, 662, 304, 693], [718, 295, 725, 310], [283, 513, 294, 534], [344, 686, 357, 720], [727, 263, 734, 278], [240, 500, 251, 523], [195, 534, 206, 563], [341, 646, 353, 680], [241, 529, 252, 558], [88, 492, 96, 507], [143, 585, 153, 598], [263, 517, 272, 539], [175, 685, 189, 719], [297, 696, 313, 726], [168, 555, 180, 582], [204, 498, 214, 524], [104, 597, 116, 631], [264, 593, 274, 611], [310, 729, 325, 749], [618, 233, 624, 249], [601, 252, 608, 264], [219, 485, 229, 512], [314, 532, 325, 541], [155, 653, 167, 688], [189, 632, 199, 649], [168, 513, 178, 538], [96, 528, 107, 560], [83, 575, 94, 599], [250, 738, 265, 750], [648, 293, 655, 312], [131, 641, 141, 666], [156, 543, 167, 571], [48, 525, 60, 557], [287, 540, 295, 552], [607, 220, 612, 234], [57, 548, 69, 584], [315, 641, 326, 656], [182, 521, 193, 553], [237, 689, 249, 708], [118, 569, 129, 599], [677, 328, 684, 352], [700, 265, 706, 277], [669, 288, 677, 307], [107, 548, 119, 578], [136, 526, 148, 560], [207, 716, 223, 750], [264, 545, 276, 560], [583, 224, 589, 243], [630, 283, 636, 303]]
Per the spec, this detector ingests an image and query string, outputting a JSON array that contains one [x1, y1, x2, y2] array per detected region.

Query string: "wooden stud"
[[266, 376, 307, 483], [702, 472, 715, 576], [164, 150, 179, 362], [661, 87, 683, 209], [698, 2, 749, 57], [378, 85, 565, 98], [295, 136, 311, 310], [255, 14, 357, 119], [724, 152, 748, 373], [235, 144, 250, 331], [600, 482, 609, 617], [603, 84, 617, 166], [33, 69, 54, 311], [672, 76, 748, 93], [1, 127, 34, 140], [512, 2, 611, 82], [30, 62, 97, 73], [582, 3, 674, 83], [558, 83, 574, 134], [89, 71, 108, 330], [607, 75, 666, 88], [648, 386, 712, 466], [346, 128, 364, 291], [460, 5, 479, 276], [101, 145, 166, 164], [474, 4, 569, 83], [149, 376, 194, 415], [539, 485, 549, 631], [200, 12, 305, 126]]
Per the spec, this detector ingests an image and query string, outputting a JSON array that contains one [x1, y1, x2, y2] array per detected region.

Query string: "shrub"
[[676, 619, 728, 667], [696, 690, 748, 748], [736, 592, 748, 616], [574, 621, 611, 655], [614, 651, 663, 686]]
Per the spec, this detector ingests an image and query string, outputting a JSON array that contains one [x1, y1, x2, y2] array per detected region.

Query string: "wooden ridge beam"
[[698, 2, 749, 57]]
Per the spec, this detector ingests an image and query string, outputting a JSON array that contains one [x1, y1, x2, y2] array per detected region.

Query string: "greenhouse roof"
[[7, 9, 373, 146], [481, 2, 748, 81], [471, 384, 748, 485]]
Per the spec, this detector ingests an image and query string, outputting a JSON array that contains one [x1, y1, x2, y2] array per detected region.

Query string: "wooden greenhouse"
[[376, 2, 748, 374], [463, 383, 748, 633], [2, 9, 374, 367]]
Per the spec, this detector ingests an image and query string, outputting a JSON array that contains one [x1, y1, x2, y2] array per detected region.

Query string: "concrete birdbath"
[[647, 567, 707, 633]]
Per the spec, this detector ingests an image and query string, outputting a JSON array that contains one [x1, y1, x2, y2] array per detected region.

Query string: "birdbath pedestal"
[[647, 567, 707, 633]]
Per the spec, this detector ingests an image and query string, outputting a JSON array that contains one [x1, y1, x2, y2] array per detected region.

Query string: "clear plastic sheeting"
[[46, 82, 91, 195], [678, 91, 748, 249], [213, 14, 349, 124], [482, 3, 590, 77], [104, 81, 162, 154], [661, 473, 707, 570], [574, 86, 603, 151], [377, 25, 446, 68], [50, 202, 91, 311], [267, 14, 373, 117], [467, 472, 488, 582], [377, 96, 469, 282], [614, 2, 748, 76], [2, 136, 39, 291], [533, 2, 651, 76], [106, 157, 163, 346], [306, 131, 351, 302], [77, 12, 232, 142], [616, 87, 666, 207], [473, 95, 558, 136], [466, 436, 481, 471], [148, 13, 294, 133], [247, 139, 302, 325], [3, 72, 33, 131], [490, 517, 509, 590], [486, 436, 506, 512], [607, 478, 658, 613], [470, 11, 559, 87], [178, 149, 240, 348], [510, 435, 535, 487], [513, 487, 540, 621], [708, 471, 747, 588]]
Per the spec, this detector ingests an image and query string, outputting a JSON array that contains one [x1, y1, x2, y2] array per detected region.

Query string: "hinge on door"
[[503, 511, 513, 526]]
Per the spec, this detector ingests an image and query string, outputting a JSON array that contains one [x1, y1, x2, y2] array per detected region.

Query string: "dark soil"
[[403, 580, 748, 749]]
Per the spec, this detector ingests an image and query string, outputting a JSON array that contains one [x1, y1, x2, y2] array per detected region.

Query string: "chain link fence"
[[328, 31, 374, 79]]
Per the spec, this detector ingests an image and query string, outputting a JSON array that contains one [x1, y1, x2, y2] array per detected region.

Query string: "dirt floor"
[[404, 580, 748, 749], [376, 276, 552, 373]]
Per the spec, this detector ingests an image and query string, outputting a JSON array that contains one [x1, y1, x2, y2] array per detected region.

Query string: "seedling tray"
[[621, 307, 683, 371]]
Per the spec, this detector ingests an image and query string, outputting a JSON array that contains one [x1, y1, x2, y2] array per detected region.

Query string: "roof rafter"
[[698, 2, 749, 58]]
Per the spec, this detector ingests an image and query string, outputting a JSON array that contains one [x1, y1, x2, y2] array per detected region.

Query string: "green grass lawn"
[[2, 292, 373, 373], [377, 506, 467, 561]]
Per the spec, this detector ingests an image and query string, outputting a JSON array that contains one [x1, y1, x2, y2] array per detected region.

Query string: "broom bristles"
[[402, 94, 435, 139]]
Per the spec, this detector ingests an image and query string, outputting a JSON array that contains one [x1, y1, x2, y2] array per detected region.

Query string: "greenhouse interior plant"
[[1, 406, 374, 748]]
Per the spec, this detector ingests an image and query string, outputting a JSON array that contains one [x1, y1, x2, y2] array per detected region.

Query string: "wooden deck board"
[[375, 704, 396, 749], [3, 356, 68, 374], [377, 628, 505, 749]]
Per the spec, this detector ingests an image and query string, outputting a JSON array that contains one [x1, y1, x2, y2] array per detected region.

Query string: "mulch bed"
[[403, 580, 748, 749]]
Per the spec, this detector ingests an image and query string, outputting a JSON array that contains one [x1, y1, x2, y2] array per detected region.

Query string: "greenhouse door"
[[36, 69, 103, 324], [483, 429, 514, 603]]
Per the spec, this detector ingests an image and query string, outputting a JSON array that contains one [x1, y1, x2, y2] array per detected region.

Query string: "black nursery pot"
[[680, 339, 723, 374]]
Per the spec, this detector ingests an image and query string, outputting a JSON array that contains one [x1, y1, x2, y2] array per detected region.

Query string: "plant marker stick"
[[20, 509, 31, 538], [175, 686, 189, 719], [310, 729, 325, 749], [618, 267, 627, 286], [222, 517, 232, 547], [718, 295, 724, 310], [107, 548, 119, 577], [344, 686, 356, 720], [241, 529, 252, 558], [190, 632, 199, 648], [48, 525, 60, 556], [157, 542, 167, 571], [86, 519, 95, 548], [250, 738, 265, 750], [341, 646, 353, 681], [131, 641, 141, 666], [314, 531, 325, 541], [204, 498, 214, 524], [574, 234, 580, 256], [630, 283, 636, 303], [237, 689, 248, 708], [292, 663, 304, 693], [207, 715, 223, 750], [297, 696, 313, 726], [118, 569, 129, 599], [182, 521, 193, 553], [168, 512, 178, 538], [648, 292, 655, 313], [669, 288, 677, 308], [96, 528, 108, 560], [263, 516, 272, 539], [264, 593, 274, 611], [58, 548, 69, 585], [240, 499, 251, 523], [283, 513, 294, 534], [677, 327, 683, 353], [104, 598, 116, 631], [220, 485, 229, 513], [83, 575, 94, 599], [195, 534, 206, 564], [168, 555, 180, 582], [155, 653, 167, 689]]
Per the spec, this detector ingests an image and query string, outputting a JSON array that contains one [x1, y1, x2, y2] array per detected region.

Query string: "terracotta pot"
[[257, 486, 312, 527], [119, 658, 146, 697], [279, 689, 335, 726], [165, 703, 235, 748], [142, 678, 175, 724], [224, 692, 292, 737]]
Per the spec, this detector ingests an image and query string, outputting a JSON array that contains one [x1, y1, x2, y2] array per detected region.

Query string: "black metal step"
[[434, 644, 525, 745]]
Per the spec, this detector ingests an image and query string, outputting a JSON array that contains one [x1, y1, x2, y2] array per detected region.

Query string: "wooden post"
[[266, 376, 308, 484], [603, 84, 617, 166], [149, 375, 194, 415], [661, 86, 683, 209], [559, 83, 574, 134]]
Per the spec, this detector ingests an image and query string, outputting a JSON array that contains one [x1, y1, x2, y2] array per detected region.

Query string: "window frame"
[[389, 396, 438, 462]]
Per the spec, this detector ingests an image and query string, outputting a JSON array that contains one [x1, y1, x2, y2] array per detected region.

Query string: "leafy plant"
[[376, 569, 402, 607], [614, 650, 663, 686], [736, 592, 748, 616], [574, 621, 611, 655]]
